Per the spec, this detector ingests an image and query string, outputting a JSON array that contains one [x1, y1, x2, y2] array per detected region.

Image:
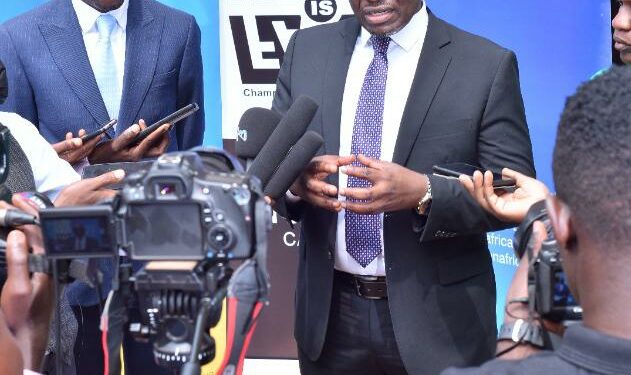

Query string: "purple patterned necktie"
[[345, 35, 390, 268]]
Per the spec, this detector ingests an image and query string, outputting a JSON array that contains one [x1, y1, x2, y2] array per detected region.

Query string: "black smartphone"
[[432, 162, 516, 189], [131, 103, 199, 145], [81, 119, 117, 142]]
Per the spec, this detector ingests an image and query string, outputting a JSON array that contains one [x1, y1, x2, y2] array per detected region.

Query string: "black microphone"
[[0, 185, 12, 203], [264, 131, 324, 199], [0, 208, 38, 227], [235, 108, 282, 167], [247, 96, 318, 187]]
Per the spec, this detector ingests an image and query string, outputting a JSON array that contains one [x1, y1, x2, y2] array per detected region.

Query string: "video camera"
[[38, 149, 271, 373], [514, 200, 582, 323]]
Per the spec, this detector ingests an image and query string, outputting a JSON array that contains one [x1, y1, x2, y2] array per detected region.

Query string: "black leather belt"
[[335, 270, 387, 299]]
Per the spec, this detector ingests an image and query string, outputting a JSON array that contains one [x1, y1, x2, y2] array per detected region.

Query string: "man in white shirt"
[[273, 0, 535, 374], [0, 60, 79, 198], [0, 111, 80, 199]]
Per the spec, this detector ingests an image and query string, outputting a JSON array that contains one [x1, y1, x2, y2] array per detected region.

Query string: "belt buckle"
[[354, 275, 383, 300]]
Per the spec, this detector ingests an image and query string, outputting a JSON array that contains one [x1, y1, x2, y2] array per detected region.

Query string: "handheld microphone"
[[235, 108, 282, 166], [0, 208, 38, 227], [247, 96, 318, 187], [264, 131, 324, 199]]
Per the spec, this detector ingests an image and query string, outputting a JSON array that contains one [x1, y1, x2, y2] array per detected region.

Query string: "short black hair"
[[553, 65, 631, 247]]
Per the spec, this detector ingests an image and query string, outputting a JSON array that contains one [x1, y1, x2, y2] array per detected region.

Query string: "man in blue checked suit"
[[0, 0, 204, 373]]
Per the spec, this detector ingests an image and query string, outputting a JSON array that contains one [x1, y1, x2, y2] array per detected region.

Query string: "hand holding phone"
[[433, 162, 516, 189], [457, 167, 550, 223], [131, 103, 199, 145], [88, 120, 171, 164], [53, 128, 105, 166], [81, 119, 117, 142]]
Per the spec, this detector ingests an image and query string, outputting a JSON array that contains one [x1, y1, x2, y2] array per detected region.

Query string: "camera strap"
[[100, 289, 129, 375], [513, 200, 547, 259], [217, 199, 270, 375]]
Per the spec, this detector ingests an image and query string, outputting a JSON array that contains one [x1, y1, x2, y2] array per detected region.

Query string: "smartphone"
[[131, 103, 199, 145], [432, 162, 516, 189], [81, 119, 117, 142]]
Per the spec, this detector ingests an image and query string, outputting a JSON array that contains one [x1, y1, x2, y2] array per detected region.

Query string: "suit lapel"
[[117, 0, 161, 135], [322, 18, 360, 188], [392, 12, 452, 166], [39, 0, 110, 131]]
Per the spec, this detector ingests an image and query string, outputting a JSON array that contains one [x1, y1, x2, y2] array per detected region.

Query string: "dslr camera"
[[514, 200, 582, 323], [39, 149, 270, 370]]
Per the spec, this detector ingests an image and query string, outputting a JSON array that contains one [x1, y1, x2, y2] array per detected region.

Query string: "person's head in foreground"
[[549, 65, 631, 337]]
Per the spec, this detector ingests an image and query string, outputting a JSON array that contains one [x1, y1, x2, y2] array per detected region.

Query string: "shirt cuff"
[[24, 370, 43, 375]]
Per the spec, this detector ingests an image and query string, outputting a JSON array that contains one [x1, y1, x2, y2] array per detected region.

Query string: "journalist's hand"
[[290, 155, 355, 212], [52, 129, 102, 166], [459, 168, 549, 223], [0, 311, 23, 375], [340, 155, 427, 214], [1, 230, 54, 371], [0, 196, 44, 253], [54, 169, 125, 207], [497, 221, 564, 359], [88, 120, 170, 164]]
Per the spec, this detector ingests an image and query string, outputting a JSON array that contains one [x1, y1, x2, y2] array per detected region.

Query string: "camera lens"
[[208, 225, 233, 251]]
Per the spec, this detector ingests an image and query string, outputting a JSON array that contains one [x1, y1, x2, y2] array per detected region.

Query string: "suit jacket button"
[[328, 249, 334, 260]]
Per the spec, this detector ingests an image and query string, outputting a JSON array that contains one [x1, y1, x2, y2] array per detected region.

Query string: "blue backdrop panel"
[[0, 0, 222, 148], [427, 0, 612, 327]]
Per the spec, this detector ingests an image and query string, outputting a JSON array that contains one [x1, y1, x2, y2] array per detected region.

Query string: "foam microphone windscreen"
[[264, 130, 324, 199], [235, 108, 282, 159], [247, 95, 319, 186]]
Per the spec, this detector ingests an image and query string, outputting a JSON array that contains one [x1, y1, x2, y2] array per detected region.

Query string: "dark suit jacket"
[[272, 11, 535, 375], [0, 0, 204, 306], [0, 0, 204, 152]]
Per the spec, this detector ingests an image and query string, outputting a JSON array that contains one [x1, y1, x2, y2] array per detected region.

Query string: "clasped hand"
[[291, 154, 427, 214]]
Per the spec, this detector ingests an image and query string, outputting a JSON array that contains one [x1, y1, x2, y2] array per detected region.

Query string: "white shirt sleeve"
[[0, 112, 80, 200], [23, 370, 43, 375]]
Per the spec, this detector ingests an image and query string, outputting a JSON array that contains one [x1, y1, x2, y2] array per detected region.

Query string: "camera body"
[[40, 151, 264, 262], [528, 222, 582, 322], [39, 149, 270, 369], [515, 201, 582, 323]]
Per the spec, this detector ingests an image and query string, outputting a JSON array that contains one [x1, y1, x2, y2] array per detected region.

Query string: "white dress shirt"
[[335, 4, 429, 276], [0, 112, 80, 200], [72, 0, 128, 114]]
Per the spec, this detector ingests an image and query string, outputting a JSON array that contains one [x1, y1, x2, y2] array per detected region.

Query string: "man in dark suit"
[[0, 1, 204, 373], [0, 0, 204, 166], [272, 1, 535, 374]]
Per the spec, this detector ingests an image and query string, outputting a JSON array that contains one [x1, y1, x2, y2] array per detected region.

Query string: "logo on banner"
[[305, 0, 337, 22], [230, 15, 301, 84]]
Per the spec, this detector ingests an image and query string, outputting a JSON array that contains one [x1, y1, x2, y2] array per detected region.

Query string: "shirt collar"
[[557, 324, 631, 374], [359, 1, 428, 53], [72, 0, 129, 34]]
